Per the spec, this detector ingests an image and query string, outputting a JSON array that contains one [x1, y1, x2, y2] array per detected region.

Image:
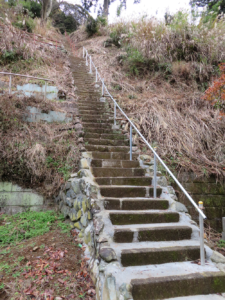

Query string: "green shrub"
[[0, 50, 20, 65], [126, 48, 146, 76], [21, 0, 42, 18], [86, 17, 98, 37], [97, 15, 107, 27], [13, 17, 35, 33], [52, 11, 78, 34]]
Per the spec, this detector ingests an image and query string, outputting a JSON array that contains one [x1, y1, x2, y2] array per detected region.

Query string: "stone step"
[[110, 211, 180, 225], [91, 159, 138, 168], [79, 113, 113, 118], [82, 122, 112, 128], [86, 145, 130, 152], [100, 185, 162, 198], [131, 272, 225, 300], [76, 89, 100, 92], [103, 198, 169, 210], [92, 168, 145, 177], [85, 138, 128, 146], [78, 103, 105, 108], [121, 246, 200, 267], [91, 152, 138, 160], [84, 128, 120, 134], [77, 99, 101, 104], [96, 177, 151, 186], [81, 118, 114, 123], [114, 226, 192, 243], [86, 134, 126, 140], [164, 295, 225, 300]]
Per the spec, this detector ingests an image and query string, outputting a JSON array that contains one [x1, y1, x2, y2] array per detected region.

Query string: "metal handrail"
[[83, 46, 206, 266], [0, 72, 54, 100]]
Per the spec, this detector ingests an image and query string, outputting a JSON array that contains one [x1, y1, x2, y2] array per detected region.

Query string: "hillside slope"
[[71, 23, 225, 181]]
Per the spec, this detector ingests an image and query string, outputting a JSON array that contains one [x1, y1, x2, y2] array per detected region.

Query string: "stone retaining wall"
[[0, 182, 48, 214], [174, 172, 225, 231], [55, 152, 190, 300]]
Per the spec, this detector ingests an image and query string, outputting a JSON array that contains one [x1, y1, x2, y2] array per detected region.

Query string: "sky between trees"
[[69, 0, 190, 22]]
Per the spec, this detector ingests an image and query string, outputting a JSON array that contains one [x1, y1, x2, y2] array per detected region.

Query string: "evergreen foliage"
[[191, 0, 225, 15]]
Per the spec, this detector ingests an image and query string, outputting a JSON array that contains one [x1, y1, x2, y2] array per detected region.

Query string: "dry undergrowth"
[[0, 94, 79, 197], [74, 33, 225, 180], [0, 22, 76, 99]]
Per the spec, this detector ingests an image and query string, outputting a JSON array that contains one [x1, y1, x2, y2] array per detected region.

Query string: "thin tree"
[[41, 0, 53, 23]]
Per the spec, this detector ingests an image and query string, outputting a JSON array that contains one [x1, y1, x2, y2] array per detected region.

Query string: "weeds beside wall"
[[0, 95, 80, 197]]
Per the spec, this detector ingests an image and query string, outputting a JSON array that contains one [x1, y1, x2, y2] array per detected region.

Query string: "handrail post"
[[114, 101, 116, 126], [96, 68, 98, 82], [90, 56, 92, 74], [199, 201, 205, 266], [9, 75, 12, 95], [86, 50, 88, 66], [44, 81, 47, 101], [83, 47, 85, 58], [153, 154, 157, 198], [102, 79, 104, 96], [130, 125, 132, 161]]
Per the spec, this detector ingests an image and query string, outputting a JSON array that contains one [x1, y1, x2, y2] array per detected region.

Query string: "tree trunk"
[[103, 0, 109, 18], [41, 0, 53, 24]]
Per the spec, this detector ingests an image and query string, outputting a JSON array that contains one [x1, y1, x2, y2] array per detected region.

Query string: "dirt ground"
[[0, 227, 95, 300]]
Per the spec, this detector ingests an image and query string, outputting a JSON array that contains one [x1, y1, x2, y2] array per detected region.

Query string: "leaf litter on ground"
[[0, 212, 96, 300]]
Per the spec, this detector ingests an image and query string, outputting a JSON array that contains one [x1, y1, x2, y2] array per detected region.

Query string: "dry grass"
[[75, 31, 225, 179], [0, 11, 80, 197], [32, 18, 60, 41], [0, 21, 77, 99], [107, 12, 225, 84], [0, 94, 80, 197]]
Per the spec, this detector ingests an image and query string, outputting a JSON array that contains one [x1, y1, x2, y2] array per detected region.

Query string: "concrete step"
[[91, 159, 139, 168], [96, 177, 151, 186], [78, 104, 106, 109], [100, 185, 162, 198], [85, 138, 128, 146], [164, 295, 225, 300], [79, 113, 113, 118], [81, 118, 114, 123], [131, 272, 225, 300], [103, 198, 169, 210], [121, 246, 200, 266], [86, 134, 126, 140], [77, 99, 102, 104], [77, 91, 99, 95], [110, 211, 180, 225], [91, 152, 138, 160], [82, 122, 112, 128], [84, 128, 120, 134], [92, 168, 145, 177], [86, 145, 130, 152], [114, 225, 192, 243]]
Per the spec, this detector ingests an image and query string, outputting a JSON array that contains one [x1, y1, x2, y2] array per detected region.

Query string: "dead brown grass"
[[76, 35, 225, 179], [0, 22, 76, 99], [0, 94, 80, 197]]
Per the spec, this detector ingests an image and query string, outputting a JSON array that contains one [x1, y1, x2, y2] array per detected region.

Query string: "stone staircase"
[[69, 55, 225, 300]]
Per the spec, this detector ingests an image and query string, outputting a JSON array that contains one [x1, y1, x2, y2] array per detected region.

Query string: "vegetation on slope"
[[0, 211, 96, 299], [0, 7, 79, 197], [73, 10, 225, 179], [0, 94, 79, 197]]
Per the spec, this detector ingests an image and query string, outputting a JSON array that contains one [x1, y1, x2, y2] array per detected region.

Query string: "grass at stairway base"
[[0, 211, 95, 299]]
